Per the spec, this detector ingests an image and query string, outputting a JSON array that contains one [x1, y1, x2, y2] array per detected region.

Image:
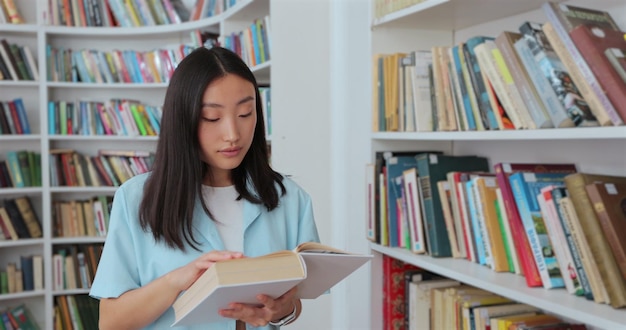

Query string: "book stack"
[[372, 2, 626, 132], [368, 150, 626, 309]]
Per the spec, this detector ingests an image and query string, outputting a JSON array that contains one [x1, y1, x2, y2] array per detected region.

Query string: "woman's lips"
[[220, 147, 241, 157]]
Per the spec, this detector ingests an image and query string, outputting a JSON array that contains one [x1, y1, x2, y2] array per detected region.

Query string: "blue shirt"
[[89, 173, 320, 330]]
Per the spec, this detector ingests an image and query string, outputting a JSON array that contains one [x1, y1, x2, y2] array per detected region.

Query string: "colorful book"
[[493, 162, 576, 288], [509, 172, 569, 289], [541, 1, 624, 126]]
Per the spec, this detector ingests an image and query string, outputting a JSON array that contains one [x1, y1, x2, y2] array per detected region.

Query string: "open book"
[[171, 242, 372, 326]]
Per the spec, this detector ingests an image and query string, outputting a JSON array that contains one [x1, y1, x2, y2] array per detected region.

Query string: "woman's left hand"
[[218, 286, 299, 327]]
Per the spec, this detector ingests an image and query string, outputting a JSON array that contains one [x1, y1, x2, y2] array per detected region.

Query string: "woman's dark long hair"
[[139, 47, 285, 251]]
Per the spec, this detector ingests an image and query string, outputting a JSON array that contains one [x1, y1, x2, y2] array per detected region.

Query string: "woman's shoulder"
[[279, 175, 311, 200], [117, 172, 150, 195]]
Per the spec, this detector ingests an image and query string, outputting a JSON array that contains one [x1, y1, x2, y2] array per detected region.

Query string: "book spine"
[[415, 156, 451, 257], [552, 188, 593, 300], [509, 174, 562, 289], [564, 174, 626, 308], [494, 165, 542, 287], [541, 22, 617, 126], [466, 180, 486, 265], [519, 22, 597, 127], [542, 3, 623, 126], [514, 37, 572, 128], [586, 184, 626, 282]]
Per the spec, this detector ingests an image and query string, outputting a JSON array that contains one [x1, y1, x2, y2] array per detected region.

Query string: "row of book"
[[52, 196, 112, 238], [50, 149, 154, 187], [48, 99, 162, 137], [0, 39, 38, 82], [0, 305, 38, 330], [366, 152, 626, 309], [46, 0, 238, 27], [0, 196, 42, 240], [0, 255, 44, 295], [222, 16, 271, 68], [0, 98, 32, 135], [0, 0, 22, 24], [54, 294, 99, 330], [373, 2, 626, 132], [0, 151, 42, 188], [384, 257, 587, 330], [52, 244, 103, 292], [47, 45, 193, 84]]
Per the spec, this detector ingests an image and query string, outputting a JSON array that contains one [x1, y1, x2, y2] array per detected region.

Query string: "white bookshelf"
[[0, 0, 271, 328], [368, 0, 626, 329], [371, 243, 626, 329]]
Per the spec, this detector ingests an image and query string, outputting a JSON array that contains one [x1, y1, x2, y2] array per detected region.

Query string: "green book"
[[415, 153, 489, 257]]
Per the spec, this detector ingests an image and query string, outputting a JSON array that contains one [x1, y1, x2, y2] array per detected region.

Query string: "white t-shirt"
[[201, 185, 243, 252]]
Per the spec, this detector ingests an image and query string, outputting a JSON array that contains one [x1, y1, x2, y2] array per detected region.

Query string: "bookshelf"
[[367, 0, 626, 329], [0, 0, 270, 328]]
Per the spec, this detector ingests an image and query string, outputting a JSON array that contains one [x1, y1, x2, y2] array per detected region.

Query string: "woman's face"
[[198, 74, 257, 186]]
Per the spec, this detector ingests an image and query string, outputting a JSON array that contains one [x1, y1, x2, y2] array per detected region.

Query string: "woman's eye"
[[203, 117, 219, 122], [239, 112, 253, 118]]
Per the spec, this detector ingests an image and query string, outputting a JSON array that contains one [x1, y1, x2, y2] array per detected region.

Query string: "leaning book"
[[171, 242, 373, 326]]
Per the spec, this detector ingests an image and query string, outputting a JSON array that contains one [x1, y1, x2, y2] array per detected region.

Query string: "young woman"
[[90, 47, 320, 329]]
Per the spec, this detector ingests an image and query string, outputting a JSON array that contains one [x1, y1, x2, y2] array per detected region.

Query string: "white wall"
[[270, 0, 333, 329], [328, 0, 373, 329], [271, 0, 373, 328]]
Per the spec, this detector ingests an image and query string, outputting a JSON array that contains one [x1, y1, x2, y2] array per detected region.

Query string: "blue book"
[[509, 172, 568, 289], [464, 36, 499, 130], [48, 101, 56, 134], [385, 155, 419, 247], [13, 98, 30, 134], [451, 45, 477, 130], [466, 179, 486, 265]]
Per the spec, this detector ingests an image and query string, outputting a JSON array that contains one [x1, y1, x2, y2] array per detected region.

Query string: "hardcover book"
[[171, 242, 372, 326], [564, 173, 626, 308], [585, 182, 626, 281], [542, 1, 624, 126], [415, 154, 489, 257], [551, 187, 594, 301], [569, 25, 626, 124]]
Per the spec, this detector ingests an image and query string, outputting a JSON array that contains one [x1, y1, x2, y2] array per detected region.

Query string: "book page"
[[294, 242, 352, 254]]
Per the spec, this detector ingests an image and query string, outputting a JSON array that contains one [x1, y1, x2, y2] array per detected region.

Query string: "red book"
[[569, 25, 626, 123], [493, 162, 577, 287], [7, 101, 23, 134], [382, 255, 419, 330]]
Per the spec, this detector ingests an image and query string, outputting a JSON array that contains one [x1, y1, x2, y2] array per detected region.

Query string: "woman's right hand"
[[165, 251, 245, 293]]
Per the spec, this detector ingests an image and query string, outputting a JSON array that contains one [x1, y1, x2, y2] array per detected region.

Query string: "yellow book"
[[460, 294, 513, 330], [491, 47, 536, 129], [476, 177, 509, 272], [123, 0, 142, 26], [490, 312, 538, 330], [503, 314, 561, 330]]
